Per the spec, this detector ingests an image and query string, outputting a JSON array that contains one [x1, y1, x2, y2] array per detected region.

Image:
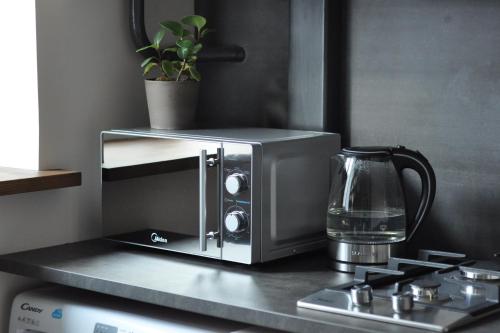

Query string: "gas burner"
[[410, 279, 440, 299], [298, 249, 500, 332], [460, 284, 485, 296], [447, 275, 487, 296], [460, 266, 500, 281], [409, 280, 450, 303]]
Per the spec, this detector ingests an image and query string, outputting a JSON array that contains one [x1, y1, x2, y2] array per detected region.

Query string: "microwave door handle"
[[199, 149, 208, 252]]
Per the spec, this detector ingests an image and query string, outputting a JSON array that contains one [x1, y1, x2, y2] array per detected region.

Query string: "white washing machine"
[[9, 286, 279, 333]]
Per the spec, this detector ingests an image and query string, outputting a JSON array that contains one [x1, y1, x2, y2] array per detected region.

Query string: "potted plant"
[[137, 15, 209, 129]]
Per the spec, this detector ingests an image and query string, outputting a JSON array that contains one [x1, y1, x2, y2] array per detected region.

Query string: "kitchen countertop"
[[0, 239, 499, 333]]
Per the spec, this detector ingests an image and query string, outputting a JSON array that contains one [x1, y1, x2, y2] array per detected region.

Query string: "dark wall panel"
[[345, 0, 500, 257], [196, 0, 290, 128], [195, 0, 327, 130]]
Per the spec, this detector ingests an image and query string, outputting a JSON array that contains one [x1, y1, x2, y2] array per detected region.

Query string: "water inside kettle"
[[327, 208, 406, 244]]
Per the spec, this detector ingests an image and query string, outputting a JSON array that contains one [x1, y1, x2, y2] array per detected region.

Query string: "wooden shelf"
[[0, 167, 81, 196]]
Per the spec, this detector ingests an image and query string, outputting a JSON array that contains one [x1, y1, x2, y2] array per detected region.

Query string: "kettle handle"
[[392, 146, 436, 241]]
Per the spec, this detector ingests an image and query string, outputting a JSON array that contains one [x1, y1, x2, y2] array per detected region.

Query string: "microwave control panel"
[[222, 143, 253, 262]]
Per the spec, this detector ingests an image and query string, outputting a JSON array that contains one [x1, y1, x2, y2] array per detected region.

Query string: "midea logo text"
[[151, 233, 168, 244]]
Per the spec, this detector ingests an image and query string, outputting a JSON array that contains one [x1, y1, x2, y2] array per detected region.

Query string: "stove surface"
[[297, 250, 500, 332]]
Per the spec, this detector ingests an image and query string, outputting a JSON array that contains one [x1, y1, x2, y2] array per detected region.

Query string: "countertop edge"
[[0, 255, 368, 333]]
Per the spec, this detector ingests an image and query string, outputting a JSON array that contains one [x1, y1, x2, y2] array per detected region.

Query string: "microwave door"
[[101, 134, 222, 259]]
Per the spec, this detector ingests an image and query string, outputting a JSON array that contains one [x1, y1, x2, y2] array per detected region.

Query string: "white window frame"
[[0, 0, 39, 169]]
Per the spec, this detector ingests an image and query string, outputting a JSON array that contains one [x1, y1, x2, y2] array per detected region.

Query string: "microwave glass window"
[[101, 134, 222, 259]]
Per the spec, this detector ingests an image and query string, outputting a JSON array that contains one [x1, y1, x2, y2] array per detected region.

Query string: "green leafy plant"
[[136, 15, 209, 82]]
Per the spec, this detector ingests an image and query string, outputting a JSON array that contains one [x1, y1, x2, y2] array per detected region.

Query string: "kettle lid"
[[341, 146, 392, 157]]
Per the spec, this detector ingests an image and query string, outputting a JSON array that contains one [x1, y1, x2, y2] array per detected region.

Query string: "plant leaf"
[[162, 47, 177, 54], [143, 62, 157, 76], [181, 29, 191, 37], [199, 28, 213, 39], [188, 66, 201, 82], [160, 21, 184, 37], [170, 61, 182, 71], [176, 40, 194, 60], [192, 43, 202, 54], [161, 60, 176, 77], [153, 29, 166, 49], [176, 39, 194, 49], [181, 15, 207, 30], [140, 57, 156, 68], [136, 44, 154, 53], [177, 47, 192, 60]]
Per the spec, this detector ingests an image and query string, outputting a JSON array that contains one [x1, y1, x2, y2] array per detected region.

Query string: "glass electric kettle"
[[327, 146, 436, 272]]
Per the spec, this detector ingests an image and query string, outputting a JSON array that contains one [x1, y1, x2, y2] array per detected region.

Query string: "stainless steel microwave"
[[101, 128, 340, 264]]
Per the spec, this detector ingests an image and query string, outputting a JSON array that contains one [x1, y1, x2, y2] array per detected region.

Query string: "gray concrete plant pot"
[[144, 80, 199, 129]]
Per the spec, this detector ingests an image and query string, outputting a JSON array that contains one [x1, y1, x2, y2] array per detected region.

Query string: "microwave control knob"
[[225, 173, 248, 195], [224, 211, 248, 233]]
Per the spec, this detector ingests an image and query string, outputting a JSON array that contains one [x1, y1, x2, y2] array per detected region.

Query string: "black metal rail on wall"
[[129, 0, 245, 62]]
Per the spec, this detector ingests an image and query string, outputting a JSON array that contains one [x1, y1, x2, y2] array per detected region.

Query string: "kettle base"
[[328, 239, 404, 273]]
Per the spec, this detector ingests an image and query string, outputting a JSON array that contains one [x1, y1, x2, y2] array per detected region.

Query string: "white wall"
[[0, 0, 193, 331]]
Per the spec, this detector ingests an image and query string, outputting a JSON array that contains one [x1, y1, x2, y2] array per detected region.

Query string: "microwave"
[[101, 128, 340, 264]]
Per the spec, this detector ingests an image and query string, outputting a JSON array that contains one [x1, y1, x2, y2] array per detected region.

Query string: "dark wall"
[[195, 0, 327, 130], [196, 0, 289, 128], [343, 0, 500, 257], [184, 0, 499, 257]]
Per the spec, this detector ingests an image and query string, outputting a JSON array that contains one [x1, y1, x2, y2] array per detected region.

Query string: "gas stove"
[[297, 250, 500, 332]]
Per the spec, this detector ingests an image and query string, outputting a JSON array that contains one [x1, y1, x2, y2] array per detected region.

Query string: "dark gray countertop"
[[0, 240, 499, 333]]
